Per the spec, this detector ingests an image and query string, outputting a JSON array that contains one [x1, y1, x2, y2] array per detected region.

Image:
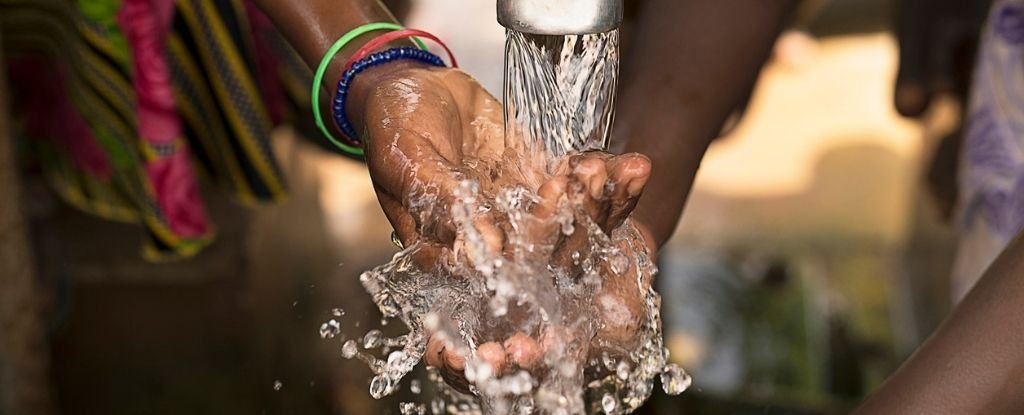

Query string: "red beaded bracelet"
[[343, 28, 459, 72]]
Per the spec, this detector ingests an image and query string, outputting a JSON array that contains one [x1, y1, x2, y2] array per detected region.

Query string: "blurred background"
[[0, 0, 997, 413]]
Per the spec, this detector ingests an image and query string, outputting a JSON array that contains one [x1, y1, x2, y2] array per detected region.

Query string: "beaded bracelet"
[[332, 47, 447, 145]]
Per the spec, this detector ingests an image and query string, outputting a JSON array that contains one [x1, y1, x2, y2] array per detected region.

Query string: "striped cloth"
[[1, 0, 315, 260]]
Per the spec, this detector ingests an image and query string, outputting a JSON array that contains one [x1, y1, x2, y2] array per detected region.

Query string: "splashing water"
[[328, 28, 689, 414]]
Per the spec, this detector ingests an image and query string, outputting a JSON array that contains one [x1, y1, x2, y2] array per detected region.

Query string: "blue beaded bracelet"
[[332, 47, 447, 146]]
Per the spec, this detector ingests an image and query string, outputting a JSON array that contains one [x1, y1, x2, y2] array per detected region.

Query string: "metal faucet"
[[497, 0, 624, 35]]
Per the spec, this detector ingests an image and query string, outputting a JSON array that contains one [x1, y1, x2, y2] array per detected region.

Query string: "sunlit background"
[[1, 0, 974, 413]]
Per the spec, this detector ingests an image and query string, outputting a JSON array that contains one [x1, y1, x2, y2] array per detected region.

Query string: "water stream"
[[325, 29, 690, 414]]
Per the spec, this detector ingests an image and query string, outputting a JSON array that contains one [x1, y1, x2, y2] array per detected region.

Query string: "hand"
[[347, 62, 655, 391], [419, 152, 655, 392]]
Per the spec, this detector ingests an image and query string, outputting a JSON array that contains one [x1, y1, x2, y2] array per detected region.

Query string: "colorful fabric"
[[1, 0, 315, 260], [954, 0, 1024, 299]]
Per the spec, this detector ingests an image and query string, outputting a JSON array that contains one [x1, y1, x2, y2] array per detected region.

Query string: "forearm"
[[614, 0, 795, 247], [250, 0, 405, 87], [854, 232, 1024, 414], [251, 0, 423, 135]]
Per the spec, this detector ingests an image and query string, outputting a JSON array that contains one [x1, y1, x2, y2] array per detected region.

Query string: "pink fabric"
[[145, 149, 209, 237], [9, 58, 111, 179], [118, 0, 209, 238], [117, 0, 181, 143]]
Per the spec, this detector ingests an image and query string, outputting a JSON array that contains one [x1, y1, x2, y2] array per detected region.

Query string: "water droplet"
[[660, 364, 692, 396], [409, 379, 421, 394], [506, 371, 533, 395], [616, 361, 630, 380], [319, 319, 341, 339], [430, 398, 445, 415], [423, 313, 440, 331], [387, 350, 407, 366], [369, 375, 390, 399], [363, 329, 383, 349], [465, 358, 494, 382], [331, 308, 345, 317], [272, 380, 283, 391], [400, 402, 425, 415], [342, 340, 358, 358], [601, 393, 617, 413], [560, 216, 575, 235], [601, 353, 615, 370]]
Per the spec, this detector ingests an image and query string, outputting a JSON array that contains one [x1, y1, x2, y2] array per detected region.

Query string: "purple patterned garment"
[[953, 0, 1024, 299], [961, 0, 1024, 242]]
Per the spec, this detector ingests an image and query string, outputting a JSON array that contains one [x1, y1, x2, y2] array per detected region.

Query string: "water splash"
[[327, 27, 689, 414]]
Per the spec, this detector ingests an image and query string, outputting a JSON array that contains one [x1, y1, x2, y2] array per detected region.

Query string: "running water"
[[326, 29, 690, 414], [503, 31, 619, 163]]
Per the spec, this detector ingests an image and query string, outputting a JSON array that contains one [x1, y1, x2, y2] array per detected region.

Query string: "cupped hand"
[[346, 62, 655, 392]]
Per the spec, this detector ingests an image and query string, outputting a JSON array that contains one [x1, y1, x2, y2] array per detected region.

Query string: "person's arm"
[[853, 231, 1024, 414], [614, 0, 796, 248], [249, 0, 421, 136], [250, 0, 402, 79]]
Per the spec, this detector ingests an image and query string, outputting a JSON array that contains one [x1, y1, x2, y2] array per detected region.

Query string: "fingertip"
[[572, 157, 608, 200], [425, 335, 445, 368], [444, 347, 466, 372], [476, 342, 508, 374], [535, 176, 569, 218], [473, 215, 504, 256], [504, 333, 542, 369]]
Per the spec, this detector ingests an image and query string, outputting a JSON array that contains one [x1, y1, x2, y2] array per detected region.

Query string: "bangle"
[[343, 29, 459, 72], [311, 23, 429, 155], [332, 47, 447, 148]]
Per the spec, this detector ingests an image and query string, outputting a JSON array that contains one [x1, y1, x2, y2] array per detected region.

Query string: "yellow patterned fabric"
[[1, 0, 316, 260]]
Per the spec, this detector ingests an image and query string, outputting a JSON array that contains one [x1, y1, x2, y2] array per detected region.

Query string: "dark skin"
[[252, 0, 654, 391], [253, 0, 1024, 412]]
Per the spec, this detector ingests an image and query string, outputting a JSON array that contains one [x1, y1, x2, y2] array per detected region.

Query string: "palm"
[[358, 66, 655, 391], [361, 67, 505, 247]]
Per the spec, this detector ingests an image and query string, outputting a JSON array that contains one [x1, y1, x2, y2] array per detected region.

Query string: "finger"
[[443, 343, 466, 372], [476, 342, 508, 376], [474, 213, 504, 257], [604, 153, 652, 231], [570, 153, 610, 201], [425, 334, 447, 369], [504, 332, 542, 370], [427, 334, 472, 393], [375, 190, 418, 245], [539, 326, 588, 363], [594, 256, 645, 348], [533, 176, 569, 220]]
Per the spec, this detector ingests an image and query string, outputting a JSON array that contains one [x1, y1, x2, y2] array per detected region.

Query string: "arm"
[[249, 0, 421, 137], [249, 0, 402, 82], [614, 0, 796, 248], [854, 232, 1024, 414]]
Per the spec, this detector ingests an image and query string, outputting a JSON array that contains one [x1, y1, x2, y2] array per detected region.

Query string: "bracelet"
[[311, 23, 429, 155], [332, 47, 447, 146], [343, 29, 459, 72]]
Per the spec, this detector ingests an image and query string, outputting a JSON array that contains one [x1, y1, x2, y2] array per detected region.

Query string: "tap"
[[497, 0, 624, 35]]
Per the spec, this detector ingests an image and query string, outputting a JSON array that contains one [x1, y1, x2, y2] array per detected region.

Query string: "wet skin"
[[346, 61, 655, 392]]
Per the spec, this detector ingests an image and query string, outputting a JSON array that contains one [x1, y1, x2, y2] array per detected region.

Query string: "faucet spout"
[[497, 0, 623, 35]]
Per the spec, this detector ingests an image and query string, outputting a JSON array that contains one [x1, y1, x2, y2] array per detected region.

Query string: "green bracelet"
[[311, 22, 429, 156]]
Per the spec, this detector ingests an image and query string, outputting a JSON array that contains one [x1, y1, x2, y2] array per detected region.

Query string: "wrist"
[[345, 58, 434, 138]]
